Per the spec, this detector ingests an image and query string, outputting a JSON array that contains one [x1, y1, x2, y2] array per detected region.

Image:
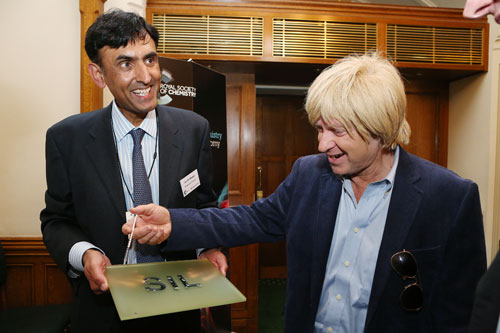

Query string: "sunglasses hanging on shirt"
[[390, 249, 424, 312]]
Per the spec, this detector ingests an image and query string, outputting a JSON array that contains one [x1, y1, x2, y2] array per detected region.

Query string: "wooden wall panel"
[[226, 73, 256, 204], [225, 73, 259, 332], [5, 265, 33, 308], [0, 238, 72, 311], [45, 264, 73, 304], [229, 245, 258, 332], [79, 0, 106, 113]]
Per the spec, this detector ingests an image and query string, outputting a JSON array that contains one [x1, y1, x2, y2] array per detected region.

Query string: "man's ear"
[[88, 62, 107, 89]]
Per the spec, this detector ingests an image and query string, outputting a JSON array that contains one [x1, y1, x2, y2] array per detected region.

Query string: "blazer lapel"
[[157, 107, 183, 207], [85, 105, 127, 220], [310, 172, 342, 313], [365, 149, 424, 327]]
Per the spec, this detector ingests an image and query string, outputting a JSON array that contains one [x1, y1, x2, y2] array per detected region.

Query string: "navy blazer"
[[41, 103, 216, 332], [166, 148, 486, 332]]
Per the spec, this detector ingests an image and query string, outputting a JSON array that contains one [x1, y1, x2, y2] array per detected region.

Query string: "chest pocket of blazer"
[[405, 245, 442, 294]]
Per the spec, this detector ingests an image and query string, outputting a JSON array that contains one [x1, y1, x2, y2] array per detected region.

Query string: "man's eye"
[[334, 129, 346, 135], [120, 62, 131, 69], [145, 57, 157, 65]]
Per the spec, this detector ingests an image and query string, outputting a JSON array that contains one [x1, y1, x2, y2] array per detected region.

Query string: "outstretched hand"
[[121, 204, 172, 245]]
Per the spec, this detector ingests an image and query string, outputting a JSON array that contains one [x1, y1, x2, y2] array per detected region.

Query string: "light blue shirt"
[[68, 101, 159, 272], [314, 147, 399, 333]]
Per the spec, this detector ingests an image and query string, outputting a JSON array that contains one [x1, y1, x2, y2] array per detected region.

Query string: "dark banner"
[[157, 57, 227, 201]]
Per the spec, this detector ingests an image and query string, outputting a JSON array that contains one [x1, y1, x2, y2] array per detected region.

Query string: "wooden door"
[[225, 73, 259, 332], [403, 80, 449, 167], [255, 94, 318, 278]]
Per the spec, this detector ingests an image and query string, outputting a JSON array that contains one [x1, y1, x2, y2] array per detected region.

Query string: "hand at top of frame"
[[121, 204, 172, 245]]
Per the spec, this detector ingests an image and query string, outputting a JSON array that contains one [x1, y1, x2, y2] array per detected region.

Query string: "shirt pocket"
[[353, 285, 371, 308]]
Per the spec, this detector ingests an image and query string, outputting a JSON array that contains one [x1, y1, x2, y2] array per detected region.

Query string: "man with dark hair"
[[40, 9, 226, 332]]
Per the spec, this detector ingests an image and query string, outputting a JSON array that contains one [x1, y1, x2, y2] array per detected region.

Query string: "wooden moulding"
[[146, 0, 489, 73]]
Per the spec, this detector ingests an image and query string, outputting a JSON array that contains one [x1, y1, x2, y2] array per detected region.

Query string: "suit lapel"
[[157, 107, 183, 207], [85, 105, 127, 220], [310, 172, 342, 313], [365, 149, 424, 327]]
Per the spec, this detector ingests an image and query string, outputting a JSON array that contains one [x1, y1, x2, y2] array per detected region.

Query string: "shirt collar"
[[385, 145, 399, 185], [111, 100, 157, 142]]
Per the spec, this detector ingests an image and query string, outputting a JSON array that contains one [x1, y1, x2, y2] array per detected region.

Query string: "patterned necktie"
[[131, 128, 163, 263]]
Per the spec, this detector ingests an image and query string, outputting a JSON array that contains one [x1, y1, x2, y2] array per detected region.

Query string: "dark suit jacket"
[[469, 250, 500, 333], [40, 104, 216, 333], [165, 148, 486, 333]]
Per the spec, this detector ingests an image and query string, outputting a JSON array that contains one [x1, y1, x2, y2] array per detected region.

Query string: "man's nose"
[[135, 62, 152, 84], [318, 132, 335, 153]]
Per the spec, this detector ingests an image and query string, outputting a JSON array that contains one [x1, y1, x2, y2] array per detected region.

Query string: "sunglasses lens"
[[391, 251, 417, 277], [400, 283, 423, 311]]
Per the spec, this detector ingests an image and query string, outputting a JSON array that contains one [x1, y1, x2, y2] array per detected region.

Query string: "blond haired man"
[[124, 54, 486, 333]]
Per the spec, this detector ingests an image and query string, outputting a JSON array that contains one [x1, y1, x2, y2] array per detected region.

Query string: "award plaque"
[[105, 259, 246, 320]]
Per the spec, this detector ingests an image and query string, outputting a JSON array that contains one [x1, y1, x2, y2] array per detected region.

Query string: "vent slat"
[[387, 24, 482, 65], [153, 14, 263, 55], [273, 18, 376, 59], [152, 13, 483, 65]]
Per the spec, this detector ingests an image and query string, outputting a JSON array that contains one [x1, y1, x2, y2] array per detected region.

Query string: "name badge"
[[180, 169, 200, 197]]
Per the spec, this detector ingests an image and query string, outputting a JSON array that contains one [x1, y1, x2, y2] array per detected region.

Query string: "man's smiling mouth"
[[333, 152, 345, 159], [132, 87, 151, 97]]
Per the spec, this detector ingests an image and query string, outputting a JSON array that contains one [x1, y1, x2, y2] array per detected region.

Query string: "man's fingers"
[[199, 249, 228, 276], [122, 204, 171, 242], [218, 260, 229, 276], [136, 228, 157, 244], [214, 257, 228, 276], [122, 223, 132, 235], [83, 250, 110, 294], [136, 226, 167, 244], [99, 280, 109, 292], [129, 203, 155, 216]]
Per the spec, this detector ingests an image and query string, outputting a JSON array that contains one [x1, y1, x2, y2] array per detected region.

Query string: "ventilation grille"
[[152, 14, 263, 56], [273, 18, 377, 59], [387, 24, 483, 65]]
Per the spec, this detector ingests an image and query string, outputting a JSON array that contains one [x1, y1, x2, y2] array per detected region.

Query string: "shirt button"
[[328, 327, 333, 332], [353, 227, 359, 233], [336, 294, 342, 301], [344, 261, 350, 267]]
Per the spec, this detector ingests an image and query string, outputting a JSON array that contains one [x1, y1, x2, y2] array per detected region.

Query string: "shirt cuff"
[[196, 248, 206, 257], [68, 241, 104, 275]]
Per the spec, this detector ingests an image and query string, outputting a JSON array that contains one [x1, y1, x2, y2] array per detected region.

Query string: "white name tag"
[[180, 169, 201, 197]]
